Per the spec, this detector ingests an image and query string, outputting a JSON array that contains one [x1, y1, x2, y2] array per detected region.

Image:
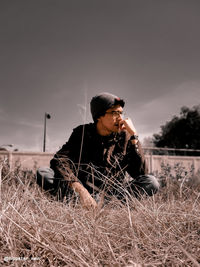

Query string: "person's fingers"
[[122, 118, 137, 134]]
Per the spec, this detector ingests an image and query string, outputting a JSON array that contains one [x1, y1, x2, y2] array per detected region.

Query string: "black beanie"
[[90, 92, 125, 121]]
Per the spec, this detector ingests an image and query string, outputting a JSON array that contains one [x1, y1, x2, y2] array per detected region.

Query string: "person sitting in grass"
[[37, 92, 159, 209]]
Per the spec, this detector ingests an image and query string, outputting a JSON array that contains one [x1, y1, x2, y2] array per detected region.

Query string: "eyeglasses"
[[105, 110, 123, 117]]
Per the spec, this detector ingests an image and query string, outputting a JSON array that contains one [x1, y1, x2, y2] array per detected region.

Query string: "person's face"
[[97, 105, 124, 135]]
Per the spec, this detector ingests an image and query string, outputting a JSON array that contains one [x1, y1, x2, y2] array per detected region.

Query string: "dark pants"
[[36, 167, 160, 201], [128, 174, 160, 197]]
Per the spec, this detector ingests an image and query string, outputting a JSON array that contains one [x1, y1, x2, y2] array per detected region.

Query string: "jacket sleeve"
[[125, 140, 148, 178], [50, 125, 84, 183]]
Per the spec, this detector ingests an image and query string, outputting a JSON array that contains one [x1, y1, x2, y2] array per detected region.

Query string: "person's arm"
[[50, 125, 84, 183], [120, 118, 148, 177], [50, 125, 97, 209]]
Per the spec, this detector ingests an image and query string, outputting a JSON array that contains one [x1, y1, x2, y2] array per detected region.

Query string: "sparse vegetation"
[[1, 160, 200, 266]]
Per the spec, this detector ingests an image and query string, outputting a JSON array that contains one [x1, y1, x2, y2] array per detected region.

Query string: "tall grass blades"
[[0, 161, 200, 266]]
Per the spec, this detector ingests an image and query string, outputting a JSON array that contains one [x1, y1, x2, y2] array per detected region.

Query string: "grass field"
[[1, 162, 200, 266]]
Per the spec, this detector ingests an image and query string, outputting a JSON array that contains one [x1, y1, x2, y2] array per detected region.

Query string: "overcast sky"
[[1, 0, 200, 152]]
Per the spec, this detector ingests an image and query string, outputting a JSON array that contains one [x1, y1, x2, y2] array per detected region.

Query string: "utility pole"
[[43, 113, 51, 152]]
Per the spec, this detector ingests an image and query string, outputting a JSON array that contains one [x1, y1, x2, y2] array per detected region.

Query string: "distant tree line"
[[152, 104, 200, 156]]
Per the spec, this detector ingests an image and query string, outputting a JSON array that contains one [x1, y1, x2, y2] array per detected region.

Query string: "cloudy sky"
[[1, 0, 200, 152]]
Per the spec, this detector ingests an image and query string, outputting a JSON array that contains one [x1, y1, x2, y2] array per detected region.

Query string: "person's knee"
[[135, 174, 160, 196], [36, 167, 55, 190], [36, 167, 70, 200], [143, 174, 160, 195]]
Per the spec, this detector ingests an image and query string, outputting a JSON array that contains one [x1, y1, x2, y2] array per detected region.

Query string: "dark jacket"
[[50, 123, 148, 196]]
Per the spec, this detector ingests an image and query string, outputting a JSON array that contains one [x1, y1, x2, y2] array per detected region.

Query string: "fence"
[[0, 151, 52, 171], [144, 147, 200, 175], [143, 147, 200, 157], [0, 150, 200, 175]]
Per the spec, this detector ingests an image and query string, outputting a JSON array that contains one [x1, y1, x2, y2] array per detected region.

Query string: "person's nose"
[[117, 114, 123, 121]]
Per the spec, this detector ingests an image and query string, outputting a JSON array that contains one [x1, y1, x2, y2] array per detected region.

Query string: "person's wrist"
[[131, 139, 138, 145], [129, 133, 139, 145], [130, 134, 139, 141]]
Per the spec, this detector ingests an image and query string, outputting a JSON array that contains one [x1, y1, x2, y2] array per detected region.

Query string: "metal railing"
[[143, 147, 200, 156]]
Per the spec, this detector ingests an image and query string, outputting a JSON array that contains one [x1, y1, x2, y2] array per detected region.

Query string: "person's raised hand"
[[120, 117, 137, 135]]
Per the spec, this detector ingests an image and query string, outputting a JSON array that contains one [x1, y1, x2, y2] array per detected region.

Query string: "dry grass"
[[0, 162, 200, 266]]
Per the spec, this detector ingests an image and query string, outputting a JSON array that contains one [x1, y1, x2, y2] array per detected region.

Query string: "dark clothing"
[[50, 123, 148, 198]]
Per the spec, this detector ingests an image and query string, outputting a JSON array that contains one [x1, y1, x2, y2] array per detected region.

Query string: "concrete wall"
[[145, 154, 200, 175], [0, 151, 53, 171], [1, 151, 200, 175]]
